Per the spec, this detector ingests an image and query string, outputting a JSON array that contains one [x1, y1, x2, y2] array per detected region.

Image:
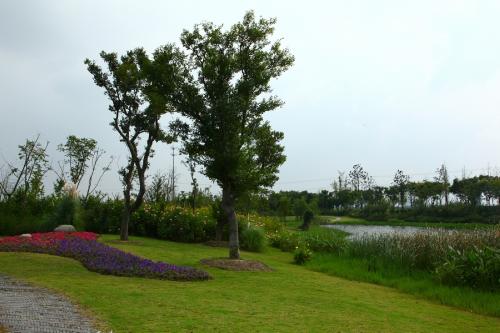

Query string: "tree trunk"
[[120, 207, 130, 241], [222, 185, 239, 259]]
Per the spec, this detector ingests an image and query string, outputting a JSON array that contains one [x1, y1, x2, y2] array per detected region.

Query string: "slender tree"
[[145, 171, 173, 204], [174, 11, 294, 258], [85, 46, 183, 240], [435, 163, 450, 206], [0, 135, 49, 201], [55, 135, 112, 202], [393, 169, 410, 208], [183, 156, 199, 212]]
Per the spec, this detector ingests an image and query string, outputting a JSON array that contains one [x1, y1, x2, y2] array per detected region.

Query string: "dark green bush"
[[300, 210, 314, 230], [0, 195, 57, 235], [82, 196, 123, 234], [44, 196, 83, 231], [240, 227, 266, 252]]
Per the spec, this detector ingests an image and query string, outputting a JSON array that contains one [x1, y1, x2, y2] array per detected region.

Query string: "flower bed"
[[0, 232, 210, 281]]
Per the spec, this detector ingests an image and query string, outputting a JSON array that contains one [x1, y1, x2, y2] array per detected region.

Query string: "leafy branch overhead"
[[175, 11, 294, 195]]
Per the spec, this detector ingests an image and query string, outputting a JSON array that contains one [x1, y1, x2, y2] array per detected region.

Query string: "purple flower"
[[0, 236, 210, 281]]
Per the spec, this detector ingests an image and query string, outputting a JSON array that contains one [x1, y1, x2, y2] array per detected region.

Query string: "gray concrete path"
[[0, 275, 95, 333]]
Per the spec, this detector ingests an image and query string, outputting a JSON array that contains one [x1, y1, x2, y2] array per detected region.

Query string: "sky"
[[1, 0, 500, 196]]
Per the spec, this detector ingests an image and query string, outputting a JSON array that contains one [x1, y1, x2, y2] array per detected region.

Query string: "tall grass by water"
[[344, 227, 499, 272]]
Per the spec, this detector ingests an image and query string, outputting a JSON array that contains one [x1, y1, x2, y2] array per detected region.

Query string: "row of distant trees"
[[257, 164, 500, 222], [326, 164, 500, 210]]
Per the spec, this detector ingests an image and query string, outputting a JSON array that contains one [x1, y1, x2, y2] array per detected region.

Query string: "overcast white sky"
[[1, 0, 500, 195]]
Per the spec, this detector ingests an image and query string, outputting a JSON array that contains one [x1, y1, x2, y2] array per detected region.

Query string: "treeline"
[[0, 135, 214, 235], [256, 164, 500, 223]]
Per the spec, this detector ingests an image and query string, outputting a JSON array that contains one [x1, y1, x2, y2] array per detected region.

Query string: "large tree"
[[174, 11, 294, 258], [85, 46, 183, 240]]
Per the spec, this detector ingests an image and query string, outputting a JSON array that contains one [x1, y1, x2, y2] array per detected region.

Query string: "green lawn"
[[307, 254, 500, 317], [0, 236, 499, 332]]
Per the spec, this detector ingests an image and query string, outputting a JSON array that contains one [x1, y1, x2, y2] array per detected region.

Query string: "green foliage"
[[57, 135, 97, 186], [300, 209, 314, 230], [268, 230, 299, 252], [294, 244, 312, 265], [240, 227, 266, 252], [242, 213, 285, 234], [82, 196, 123, 234], [268, 227, 346, 253], [0, 195, 57, 235], [176, 11, 294, 196], [436, 246, 500, 290], [133, 205, 216, 243], [46, 196, 84, 231]]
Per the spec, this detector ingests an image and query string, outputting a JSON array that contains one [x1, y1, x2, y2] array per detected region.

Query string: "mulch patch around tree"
[[204, 240, 229, 248], [200, 258, 273, 272]]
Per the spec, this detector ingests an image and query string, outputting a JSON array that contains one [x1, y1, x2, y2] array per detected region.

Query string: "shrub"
[[0, 196, 57, 235], [294, 244, 312, 265], [45, 196, 84, 231], [435, 246, 500, 290], [149, 205, 215, 243], [82, 196, 123, 234], [300, 210, 314, 230], [299, 228, 346, 253], [268, 230, 300, 252], [242, 214, 285, 234], [240, 227, 266, 252], [268, 228, 346, 254]]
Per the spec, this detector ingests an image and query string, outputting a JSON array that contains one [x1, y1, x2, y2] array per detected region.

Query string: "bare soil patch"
[[200, 258, 273, 272]]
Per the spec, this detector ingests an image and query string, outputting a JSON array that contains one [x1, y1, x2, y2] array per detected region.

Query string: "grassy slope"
[[307, 254, 500, 317], [0, 236, 498, 332], [321, 216, 497, 229]]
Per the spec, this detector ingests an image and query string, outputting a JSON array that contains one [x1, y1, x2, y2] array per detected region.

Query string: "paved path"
[[0, 275, 95, 333]]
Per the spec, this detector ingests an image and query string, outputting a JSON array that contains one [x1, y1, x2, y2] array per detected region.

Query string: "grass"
[[0, 235, 499, 332], [307, 253, 500, 317], [321, 215, 498, 230]]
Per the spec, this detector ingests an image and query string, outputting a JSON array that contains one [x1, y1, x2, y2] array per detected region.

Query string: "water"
[[322, 224, 438, 239]]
